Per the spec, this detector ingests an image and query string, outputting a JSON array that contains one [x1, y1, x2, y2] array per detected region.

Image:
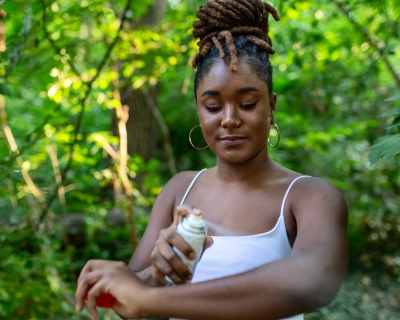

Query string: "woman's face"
[[195, 60, 276, 164]]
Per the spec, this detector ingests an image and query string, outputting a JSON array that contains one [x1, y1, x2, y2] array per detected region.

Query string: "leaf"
[[385, 92, 400, 102], [385, 116, 400, 131], [369, 134, 400, 165], [0, 83, 11, 96], [380, 106, 400, 118], [1, 2, 18, 14]]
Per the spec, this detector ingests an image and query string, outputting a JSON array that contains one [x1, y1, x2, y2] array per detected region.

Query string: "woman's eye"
[[205, 106, 221, 112], [241, 101, 257, 109]]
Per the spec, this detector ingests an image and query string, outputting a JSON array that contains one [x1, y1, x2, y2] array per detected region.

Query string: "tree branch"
[[0, 94, 50, 217], [0, 110, 59, 180], [0, 7, 6, 53], [39, 0, 81, 77], [331, 0, 400, 89], [144, 87, 178, 176], [3, 5, 34, 80], [46, 144, 69, 246], [112, 64, 137, 251]]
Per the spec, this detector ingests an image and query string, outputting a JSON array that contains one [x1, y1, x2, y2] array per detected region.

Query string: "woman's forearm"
[[141, 254, 342, 320]]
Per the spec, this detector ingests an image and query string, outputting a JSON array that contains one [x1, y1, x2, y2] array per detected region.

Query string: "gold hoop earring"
[[268, 123, 280, 148], [189, 125, 209, 150]]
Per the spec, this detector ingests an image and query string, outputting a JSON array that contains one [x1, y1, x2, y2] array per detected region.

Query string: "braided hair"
[[192, 0, 280, 97]]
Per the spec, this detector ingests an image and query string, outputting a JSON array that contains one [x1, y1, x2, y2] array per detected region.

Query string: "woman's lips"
[[220, 136, 246, 146]]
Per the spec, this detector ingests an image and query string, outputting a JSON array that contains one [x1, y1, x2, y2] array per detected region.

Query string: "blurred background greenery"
[[0, 0, 399, 319]]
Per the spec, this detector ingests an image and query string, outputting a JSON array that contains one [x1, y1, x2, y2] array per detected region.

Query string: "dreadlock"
[[192, 0, 280, 97]]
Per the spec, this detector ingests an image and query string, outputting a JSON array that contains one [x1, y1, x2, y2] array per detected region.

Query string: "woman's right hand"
[[149, 205, 212, 286]]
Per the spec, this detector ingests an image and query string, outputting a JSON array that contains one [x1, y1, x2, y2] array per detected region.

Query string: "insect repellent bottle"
[[167, 213, 207, 284]]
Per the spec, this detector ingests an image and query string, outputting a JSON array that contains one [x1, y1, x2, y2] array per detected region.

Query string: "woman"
[[75, 1, 348, 319]]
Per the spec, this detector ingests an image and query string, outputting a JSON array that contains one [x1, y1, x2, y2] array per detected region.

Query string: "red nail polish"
[[84, 284, 115, 308]]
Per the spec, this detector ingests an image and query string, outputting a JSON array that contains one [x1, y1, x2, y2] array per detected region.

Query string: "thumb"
[[199, 236, 213, 260], [204, 236, 213, 249]]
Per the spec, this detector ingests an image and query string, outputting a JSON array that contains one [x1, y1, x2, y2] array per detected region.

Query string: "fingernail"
[[187, 274, 193, 280], [193, 208, 201, 215], [189, 252, 196, 260]]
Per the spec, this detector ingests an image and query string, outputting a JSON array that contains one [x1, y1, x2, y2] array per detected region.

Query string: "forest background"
[[0, 0, 399, 319]]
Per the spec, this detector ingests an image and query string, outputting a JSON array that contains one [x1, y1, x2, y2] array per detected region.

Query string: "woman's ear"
[[270, 93, 277, 111], [269, 93, 277, 123]]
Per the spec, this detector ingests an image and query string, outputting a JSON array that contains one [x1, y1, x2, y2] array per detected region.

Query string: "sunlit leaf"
[[380, 106, 400, 118], [385, 92, 400, 102], [0, 83, 11, 96], [369, 134, 400, 165]]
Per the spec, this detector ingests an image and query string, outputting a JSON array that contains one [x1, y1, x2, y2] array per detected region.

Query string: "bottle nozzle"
[[183, 213, 206, 230]]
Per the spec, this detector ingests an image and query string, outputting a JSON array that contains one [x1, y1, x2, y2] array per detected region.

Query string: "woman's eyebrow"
[[237, 87, 260, 94], [201, 87, 260, 97], [201, 90, 220, 97]]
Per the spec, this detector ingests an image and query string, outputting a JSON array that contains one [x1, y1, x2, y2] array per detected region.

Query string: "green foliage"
[[0, 224, 130, 319], [1, 1, 163, 318], [1, 0, 400, 318], [0, 83, 11, 96], [307, 272, 400, 320], [0, 226, 79, 318], [369, 134, 400, 165], [369, 92, 400, 165]]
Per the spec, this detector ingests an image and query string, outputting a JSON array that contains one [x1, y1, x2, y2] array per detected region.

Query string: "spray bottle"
[[167, 213, 207, 284]]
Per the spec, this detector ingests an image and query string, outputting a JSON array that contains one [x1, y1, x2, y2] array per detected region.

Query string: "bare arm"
[[129, 171, 200, 285], [128, 175, 176, 272]]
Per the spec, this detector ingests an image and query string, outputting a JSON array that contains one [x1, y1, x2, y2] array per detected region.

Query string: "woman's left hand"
[[75, 259, 149, 320]]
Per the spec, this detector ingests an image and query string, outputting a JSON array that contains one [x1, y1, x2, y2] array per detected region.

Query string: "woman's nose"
[[221, 106, 240, 128]]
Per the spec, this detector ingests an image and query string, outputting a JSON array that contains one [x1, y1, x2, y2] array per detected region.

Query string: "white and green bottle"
[[167, 213, 207, 284]]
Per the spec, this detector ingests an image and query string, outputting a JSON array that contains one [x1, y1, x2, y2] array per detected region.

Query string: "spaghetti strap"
[[179, 169, 207, 205], [280, 175, 311, 217]]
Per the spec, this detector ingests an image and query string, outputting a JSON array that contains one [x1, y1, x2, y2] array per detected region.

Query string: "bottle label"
[[175, 232, 205, 273]]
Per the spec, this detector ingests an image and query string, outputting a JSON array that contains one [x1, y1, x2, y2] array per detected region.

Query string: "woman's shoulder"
[[273, 163, 346, 209], [276, 165, 342, 197], [286, 174, 348, 221], [290, 175, 344, 198], [166, 169, 207, 187], [162, 169, 209, 206]]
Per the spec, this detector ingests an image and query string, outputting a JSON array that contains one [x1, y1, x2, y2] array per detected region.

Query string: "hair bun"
[[192, 0, 280, 70], [193, 0, 280, 39]]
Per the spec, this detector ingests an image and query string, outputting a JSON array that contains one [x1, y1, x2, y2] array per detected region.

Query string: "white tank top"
[[174, 169, 309, 320]]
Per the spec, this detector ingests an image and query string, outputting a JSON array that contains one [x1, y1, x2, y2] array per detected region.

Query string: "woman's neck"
[[215, 149, 278, 184]]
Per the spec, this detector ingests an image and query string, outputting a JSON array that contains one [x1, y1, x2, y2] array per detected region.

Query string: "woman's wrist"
[[136, 286, 166, 319], [148, 274, 168, 287], [137, 267, 169, 287]]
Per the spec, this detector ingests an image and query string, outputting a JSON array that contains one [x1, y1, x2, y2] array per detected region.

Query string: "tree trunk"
[[121, 85, 159, 161], [113, 0, 167, 161]]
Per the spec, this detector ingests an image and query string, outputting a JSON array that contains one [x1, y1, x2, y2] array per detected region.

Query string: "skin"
[[75, 60, 349, 320]]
